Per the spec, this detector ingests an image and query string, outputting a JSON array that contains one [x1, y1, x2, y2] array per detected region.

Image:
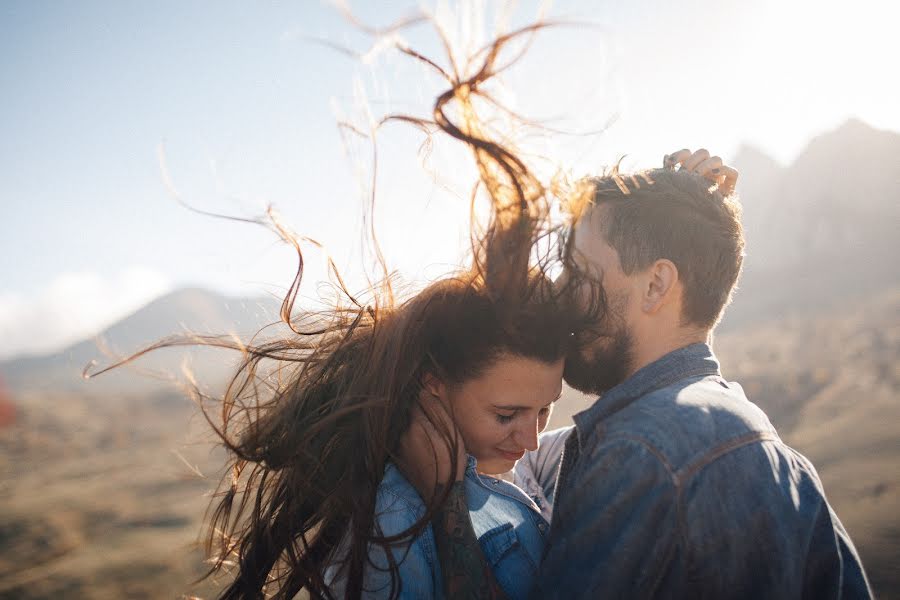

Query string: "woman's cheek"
[[537, 412, 550, 433]]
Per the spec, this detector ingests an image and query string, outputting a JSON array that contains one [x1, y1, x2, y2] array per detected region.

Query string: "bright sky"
[[2, 0, 898, 359]]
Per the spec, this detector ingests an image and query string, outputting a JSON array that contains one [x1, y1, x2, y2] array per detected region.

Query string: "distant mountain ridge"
[[0, 288, 282, 395], [721, 118, 899, 330]]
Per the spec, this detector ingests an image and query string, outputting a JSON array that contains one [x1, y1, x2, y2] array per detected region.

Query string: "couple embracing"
[[355, 149, 870, 600], [205, 137, 871, 598]]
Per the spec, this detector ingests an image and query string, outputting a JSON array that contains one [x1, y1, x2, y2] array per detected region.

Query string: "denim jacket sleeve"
[[535, 436, 682, 599]]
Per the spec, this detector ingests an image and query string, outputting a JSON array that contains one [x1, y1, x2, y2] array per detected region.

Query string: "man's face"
[[562, 210, 637, 395]]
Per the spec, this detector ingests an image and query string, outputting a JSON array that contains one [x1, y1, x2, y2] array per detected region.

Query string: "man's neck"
[[626, 327, 709, 379]]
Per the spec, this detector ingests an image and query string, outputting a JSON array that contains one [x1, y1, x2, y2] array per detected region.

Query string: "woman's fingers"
[[680, 148, 710, 172], [664, 149, 692, 167], [663, 148, 739, 195], [693, 156, 723, 178], [716, 165, 739, 196]]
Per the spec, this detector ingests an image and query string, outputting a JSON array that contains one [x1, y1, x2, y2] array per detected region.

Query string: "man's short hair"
[[587, 168, 745, 329]]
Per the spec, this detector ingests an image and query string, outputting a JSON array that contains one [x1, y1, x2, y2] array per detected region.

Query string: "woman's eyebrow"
[[492, 392, 563, 411]]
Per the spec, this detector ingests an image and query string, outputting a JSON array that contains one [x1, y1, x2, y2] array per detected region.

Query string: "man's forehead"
[[573, 204, 610, 246], [569, 204, 622, 276]]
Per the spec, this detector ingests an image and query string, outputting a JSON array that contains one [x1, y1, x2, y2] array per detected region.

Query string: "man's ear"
[[641, 259, 679, 314]]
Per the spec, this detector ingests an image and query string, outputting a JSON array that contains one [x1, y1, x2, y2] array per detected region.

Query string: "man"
[[414, 149, 872, 598]]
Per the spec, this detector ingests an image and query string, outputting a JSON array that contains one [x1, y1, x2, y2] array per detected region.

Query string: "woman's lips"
[[497, 448, 526, 461]]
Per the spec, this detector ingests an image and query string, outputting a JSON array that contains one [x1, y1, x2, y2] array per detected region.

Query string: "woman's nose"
[[515, 420, 540, 452]]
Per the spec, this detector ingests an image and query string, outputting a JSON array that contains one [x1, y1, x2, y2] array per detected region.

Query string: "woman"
[[196, 209, 597, 600], [319, 277, 585, 600]]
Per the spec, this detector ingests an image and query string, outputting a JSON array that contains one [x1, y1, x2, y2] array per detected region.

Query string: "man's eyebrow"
[[491, 391, 563, 411]]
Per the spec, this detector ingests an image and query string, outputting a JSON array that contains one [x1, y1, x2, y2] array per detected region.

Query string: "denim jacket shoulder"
[[595, 373, 779, 471]]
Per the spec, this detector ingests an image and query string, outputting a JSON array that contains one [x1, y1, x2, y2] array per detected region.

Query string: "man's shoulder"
[[597, 374, 778, 470]]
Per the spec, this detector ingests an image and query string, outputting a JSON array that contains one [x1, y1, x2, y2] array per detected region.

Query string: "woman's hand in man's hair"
[[664, 148, 739, 196]]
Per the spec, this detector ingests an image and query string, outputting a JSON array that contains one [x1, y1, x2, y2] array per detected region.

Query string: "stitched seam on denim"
[[585, 434, 680, 597], [675, 431, 780, 483], [604, 434, 678, 477]]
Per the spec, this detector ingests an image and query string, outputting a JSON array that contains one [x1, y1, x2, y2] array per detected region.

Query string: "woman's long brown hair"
[[87, 12, 602, 600]]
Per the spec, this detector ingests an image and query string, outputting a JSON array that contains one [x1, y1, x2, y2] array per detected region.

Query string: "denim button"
[[538, 522, 547, 532]]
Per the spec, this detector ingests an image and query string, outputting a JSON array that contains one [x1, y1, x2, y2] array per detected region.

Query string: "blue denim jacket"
[[536, 343, 872, 599], [328, 455, 548, 599]]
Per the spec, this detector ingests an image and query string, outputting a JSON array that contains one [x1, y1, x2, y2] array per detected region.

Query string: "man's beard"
[[563, 322, 634, 396]]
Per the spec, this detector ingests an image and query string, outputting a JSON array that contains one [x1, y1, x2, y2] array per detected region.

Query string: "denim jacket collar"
[[572, 342, 721, 448]]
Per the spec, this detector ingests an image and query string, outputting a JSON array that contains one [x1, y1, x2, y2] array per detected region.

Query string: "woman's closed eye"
[[496, 405, 551, 425], [495, 411, 516, 424]]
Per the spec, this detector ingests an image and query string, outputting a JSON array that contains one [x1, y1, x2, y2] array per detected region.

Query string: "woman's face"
[[443, 354, 564, 475]]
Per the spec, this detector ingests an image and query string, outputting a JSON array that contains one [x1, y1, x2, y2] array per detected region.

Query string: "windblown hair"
[[584, 169, 744, 328], [86, 17, 602, 600]]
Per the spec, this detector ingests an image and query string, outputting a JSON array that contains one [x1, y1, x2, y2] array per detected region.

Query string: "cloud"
[[0, 267, 172, 360]]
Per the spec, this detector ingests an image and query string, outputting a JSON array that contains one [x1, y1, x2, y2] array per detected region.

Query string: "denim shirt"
[[535, 343, 872, 600], [327, 455, 548, 599]]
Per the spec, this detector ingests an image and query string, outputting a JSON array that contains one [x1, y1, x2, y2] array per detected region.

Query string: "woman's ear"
[[420, 373, 446, 402]]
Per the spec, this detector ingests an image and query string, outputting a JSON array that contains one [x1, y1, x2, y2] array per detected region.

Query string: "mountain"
[[721, 119, 900, 330], [0, 288, 283, 397]]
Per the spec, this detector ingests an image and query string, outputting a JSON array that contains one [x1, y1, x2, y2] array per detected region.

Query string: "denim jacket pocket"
[[479, 523, 518, 564], [478, 524, 539, 599]]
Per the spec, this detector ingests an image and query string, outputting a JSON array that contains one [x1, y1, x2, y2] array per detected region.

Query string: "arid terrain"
[[1, 287, 896, 599]]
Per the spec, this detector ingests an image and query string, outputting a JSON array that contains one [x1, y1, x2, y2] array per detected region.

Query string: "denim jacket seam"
[[674, 430, 781, 483], [587, 433, 684, 597], [601, 433, 678, 477], [671, 429, 781, 587]]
